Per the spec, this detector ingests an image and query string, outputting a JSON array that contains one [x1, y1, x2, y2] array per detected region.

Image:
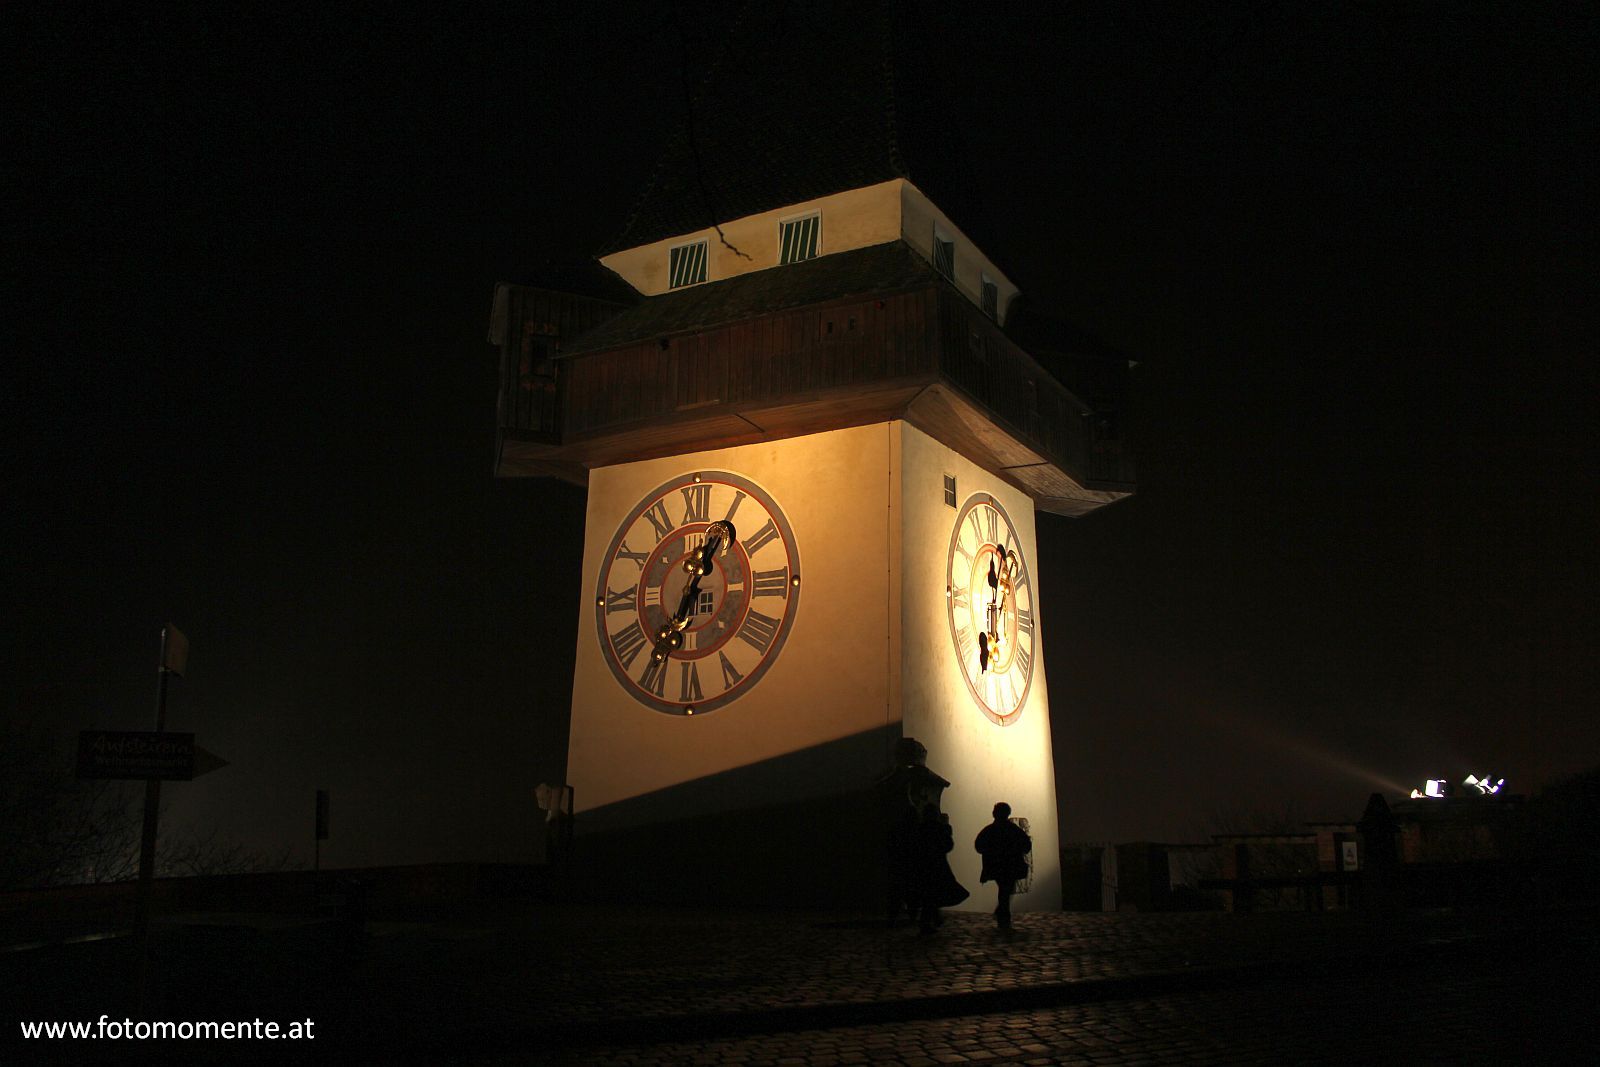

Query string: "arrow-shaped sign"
[[76, 731, 230, 782], [191, 745, 229, 779]]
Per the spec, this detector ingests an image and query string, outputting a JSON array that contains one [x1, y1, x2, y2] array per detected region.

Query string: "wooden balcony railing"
[[932, 290, 1134, 489], [496, 280, 1133, 495], [559, 288, 938, 435]]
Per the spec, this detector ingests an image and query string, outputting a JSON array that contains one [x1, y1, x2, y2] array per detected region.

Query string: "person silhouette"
[[886, 802, 919, 925], [914, 804, 969, 934], [974, 802, 1031, 929]]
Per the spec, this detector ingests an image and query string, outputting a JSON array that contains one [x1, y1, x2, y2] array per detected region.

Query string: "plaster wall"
[[568, 423, 901, 818], [898, 182, 1020, 325], [566, 421, 1061, 911], [897, 421, 1062, 910], [598, 180, 1019, 327], [600, 180, 904, 296]]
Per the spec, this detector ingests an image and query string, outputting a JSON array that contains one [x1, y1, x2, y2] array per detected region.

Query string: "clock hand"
[[990, 547, 1021, 669], [982, 553, 1000, 671], [652, 520, 736, 661]]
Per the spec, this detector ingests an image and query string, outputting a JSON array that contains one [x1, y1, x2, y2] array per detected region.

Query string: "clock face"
[[946, 493, 1036, 725], [595, 471, 801, 716]]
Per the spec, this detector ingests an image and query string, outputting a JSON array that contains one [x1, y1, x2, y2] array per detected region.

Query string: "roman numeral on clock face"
[[604, 586, 636, 614], [737, 609, 780, 654], [611, 621, 647, 669], [743, 519, 779, 555], [617, 541, 649, 570], [642, 500, 673, 541], [680, 484, 711, 524], [639, 654, 669, 698], [752, 567, 788, 598], [718, 651, 744, 689], [969, 507, 998, 546], [679, 661, 704, 702]]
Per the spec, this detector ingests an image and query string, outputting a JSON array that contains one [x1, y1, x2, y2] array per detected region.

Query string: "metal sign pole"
[[315, 789, 329, 871], [133, 624, 185, 1011]]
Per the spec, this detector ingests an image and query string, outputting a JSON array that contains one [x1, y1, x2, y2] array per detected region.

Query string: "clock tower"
[[489, 13, 1134, 910]]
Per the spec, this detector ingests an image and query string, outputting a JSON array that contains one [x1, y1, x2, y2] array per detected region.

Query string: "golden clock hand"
[[653, 521, 736, 659], [982, 552, 1002, 670]]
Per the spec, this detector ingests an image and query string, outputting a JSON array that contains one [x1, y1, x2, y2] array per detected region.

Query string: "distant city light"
[[1409, 775, 1507, 799]]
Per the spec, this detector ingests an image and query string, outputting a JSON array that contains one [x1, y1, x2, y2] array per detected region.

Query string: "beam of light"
[[1186, 702, 1410, 796]]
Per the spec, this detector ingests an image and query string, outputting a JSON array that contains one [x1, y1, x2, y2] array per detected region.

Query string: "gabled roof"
[[501, 258, 641, 307], [561, 240, 941, 356], [599, 1, 986, 256]]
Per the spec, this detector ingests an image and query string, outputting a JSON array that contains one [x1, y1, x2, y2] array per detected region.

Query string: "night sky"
[[8, 2, 1596, 870]]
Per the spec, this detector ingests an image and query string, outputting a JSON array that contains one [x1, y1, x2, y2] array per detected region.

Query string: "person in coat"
[[885, 802, 920, 925], [914, 804, 968, 933], [974, 802, 1031, 929]]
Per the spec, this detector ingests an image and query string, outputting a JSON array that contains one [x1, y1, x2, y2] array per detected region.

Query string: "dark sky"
[[7, 2, 1596, 867]]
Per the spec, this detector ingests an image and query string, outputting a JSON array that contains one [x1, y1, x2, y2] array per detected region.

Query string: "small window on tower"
[[932, 228, 955, 279], [779, 213, 820, 264], [982, 275, 998, 319], [669, 239, 708, 288], [696, 589, 715, 617], [943, 474, 957, 508]]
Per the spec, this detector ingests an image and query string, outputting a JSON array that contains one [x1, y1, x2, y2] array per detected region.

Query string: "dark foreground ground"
[[5, 902, 1596, 1063]]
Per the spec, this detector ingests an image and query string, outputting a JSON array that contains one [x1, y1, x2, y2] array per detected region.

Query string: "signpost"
[[315, 789, 330, 871], [71, 626, 231, 1009], [73, 625, 233, 1009], [75, 731, 229, 781]]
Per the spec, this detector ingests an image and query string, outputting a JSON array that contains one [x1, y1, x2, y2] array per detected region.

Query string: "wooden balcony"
[[495, 279, 1133, 517]]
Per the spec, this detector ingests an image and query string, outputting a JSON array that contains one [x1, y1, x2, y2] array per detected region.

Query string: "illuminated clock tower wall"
[[566, 421, 1059, 910], [899, 422, 1061, 910], [569, 424, 893, 822], [568, 424, 895, 907]]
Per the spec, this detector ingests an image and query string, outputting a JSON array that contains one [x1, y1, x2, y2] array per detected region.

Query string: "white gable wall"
[[599, 179, 1018, 325]]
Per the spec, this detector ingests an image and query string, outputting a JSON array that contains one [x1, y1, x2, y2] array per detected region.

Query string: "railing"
[[559, 288, 938, 436], [494, 285, 629, 441], [934, 290, 1135, 489], [533, 282, 1134, 491]]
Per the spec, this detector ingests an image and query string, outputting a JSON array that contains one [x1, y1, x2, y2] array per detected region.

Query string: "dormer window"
[[981, 275, 998, 319], [932, 227, 955, 280], [669, 239, 708, 288], [779, 213, 820, 264]]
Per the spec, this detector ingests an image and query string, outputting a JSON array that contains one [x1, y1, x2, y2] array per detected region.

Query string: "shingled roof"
[[502, 257, 641, 307], [599, 1, 987, 257], [562, 240, 940, 356]]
